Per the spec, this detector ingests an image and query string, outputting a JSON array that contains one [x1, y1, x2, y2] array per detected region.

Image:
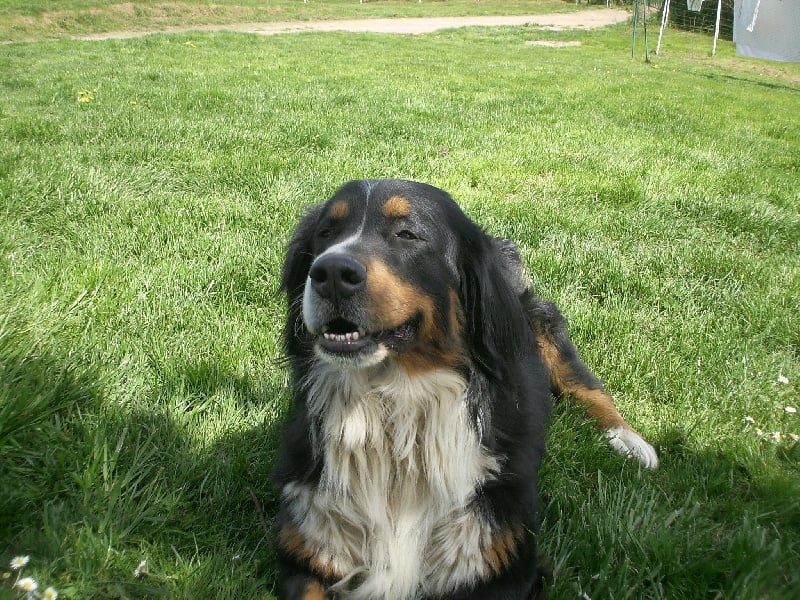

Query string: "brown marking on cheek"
[[302, 580, 330, 600], [383, 195, 411, 218], [536, 330, 627, 431], [329, 199, 350, 219], [279, 524, 342, 581], [366, 259, 464, 373], [483, 525, 523, 577], [365, 258, 424, 327]]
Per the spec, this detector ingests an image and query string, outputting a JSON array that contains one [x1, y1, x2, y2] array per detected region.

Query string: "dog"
[[273, 179, 658, 600]]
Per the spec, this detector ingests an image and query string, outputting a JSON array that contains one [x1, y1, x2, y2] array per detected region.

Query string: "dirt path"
[[76, 8, 630, 41]]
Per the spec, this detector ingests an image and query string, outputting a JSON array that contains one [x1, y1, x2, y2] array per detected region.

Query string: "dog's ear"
[[280, 204, 324, 356], [280, 203, 324, 301], [459, 230, 531, 382]]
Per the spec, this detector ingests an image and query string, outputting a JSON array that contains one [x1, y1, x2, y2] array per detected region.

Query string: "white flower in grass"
[[134, 559, 147, 578], [744, 415, 756, 425], [15, 577, 38, 592], [771, 431, 783, 443], [777, 375, 789, 384], [43, 586, 59, 600], [790, 434, 799, 442], [785, 406, 797, 414], [10, 555, 30, 570]]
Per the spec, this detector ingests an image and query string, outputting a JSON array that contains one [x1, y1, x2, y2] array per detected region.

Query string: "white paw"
[[605, 426, 659, 470]]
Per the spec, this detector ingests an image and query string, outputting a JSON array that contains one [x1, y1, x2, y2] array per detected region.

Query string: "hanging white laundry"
[[734, 0, 800, 63], [687, 0, 704, 11], [746, 0, 761, 32]]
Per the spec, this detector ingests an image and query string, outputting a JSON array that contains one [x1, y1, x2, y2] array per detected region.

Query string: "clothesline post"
[[712, 0, 723, 56], [631, 0, 651, 63], [656, 0, 671, 56]]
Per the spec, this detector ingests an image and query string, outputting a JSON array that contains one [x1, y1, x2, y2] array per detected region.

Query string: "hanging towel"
[[687, 0, 704, 11]]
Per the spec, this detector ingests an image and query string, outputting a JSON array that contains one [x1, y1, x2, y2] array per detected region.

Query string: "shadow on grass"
[[5, 321, 798, 598], [0, 313, 287, 597], [541, 408, 800, 599], [696, 70, 800, 94], [0, 314, 102, 545], [113, 363, 289, 598]]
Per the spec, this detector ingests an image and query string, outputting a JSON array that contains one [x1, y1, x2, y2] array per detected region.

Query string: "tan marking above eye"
[[383, 195, 411, 218], [329, 199, 350, 219]]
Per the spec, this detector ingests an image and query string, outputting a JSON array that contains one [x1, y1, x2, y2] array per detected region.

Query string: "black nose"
[[309, 253, 367, 300]]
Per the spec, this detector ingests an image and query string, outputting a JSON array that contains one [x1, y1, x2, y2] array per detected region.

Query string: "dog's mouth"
[[319, 318, 371, 353], [316, 316, 419, 359]]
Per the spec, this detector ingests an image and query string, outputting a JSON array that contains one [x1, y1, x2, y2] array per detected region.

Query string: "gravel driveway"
[[77, 8, 630, 40]]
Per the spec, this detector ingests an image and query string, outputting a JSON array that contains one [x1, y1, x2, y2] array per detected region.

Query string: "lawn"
[[1, 6, 799, 599]]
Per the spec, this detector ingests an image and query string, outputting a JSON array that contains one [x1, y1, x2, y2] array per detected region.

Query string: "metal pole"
[[656, 0, 671, 56], [643, 0, 650, 63], [632, 0, 639, 59], [712, 0, 723, 56]]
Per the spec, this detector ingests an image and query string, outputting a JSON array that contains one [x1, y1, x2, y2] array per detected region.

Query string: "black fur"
[[273, 179, 611, 599]]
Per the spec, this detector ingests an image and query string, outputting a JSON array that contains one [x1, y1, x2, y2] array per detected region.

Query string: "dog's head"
[[281, 179, 530, 378]]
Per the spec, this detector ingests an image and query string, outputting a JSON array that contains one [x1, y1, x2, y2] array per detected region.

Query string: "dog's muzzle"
[[303, 253, 418, 366]]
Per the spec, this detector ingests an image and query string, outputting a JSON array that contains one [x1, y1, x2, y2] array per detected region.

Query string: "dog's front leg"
[[276, 519, 338, 600], [279, 574, 331, 600], [531, 302, 659, 469]]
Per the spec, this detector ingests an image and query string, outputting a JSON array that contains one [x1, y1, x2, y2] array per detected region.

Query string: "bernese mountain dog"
[[274, 179, 658, 600]]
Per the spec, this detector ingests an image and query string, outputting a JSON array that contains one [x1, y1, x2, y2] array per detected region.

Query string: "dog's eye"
[[317, 228, 332, 239], [395, 230, 419, 241]]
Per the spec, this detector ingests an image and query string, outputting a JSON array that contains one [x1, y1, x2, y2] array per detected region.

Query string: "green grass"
[[1, 12, 799, 600], [0, 0, 580, 42]]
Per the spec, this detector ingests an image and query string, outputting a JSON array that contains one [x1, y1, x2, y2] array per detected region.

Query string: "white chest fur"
[[284, 366, 500, 599]]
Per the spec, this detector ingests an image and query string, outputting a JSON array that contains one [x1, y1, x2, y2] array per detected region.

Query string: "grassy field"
[[2, 4, 800, 599], [0, 0, 580, 42]]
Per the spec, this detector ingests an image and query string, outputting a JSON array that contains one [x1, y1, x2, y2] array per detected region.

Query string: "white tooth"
[[345, 332, 353, 341], [352, 331, 360, 341]]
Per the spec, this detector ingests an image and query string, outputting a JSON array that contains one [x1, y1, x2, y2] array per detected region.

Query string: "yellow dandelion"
[[10, 555, 30, 570], [78, 89, 96, 103], [183, 41, 196, 47]]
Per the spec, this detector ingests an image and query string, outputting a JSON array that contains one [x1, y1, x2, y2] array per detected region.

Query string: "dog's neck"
[[293, 362, 501, 598], [303, 362, 498, 508]]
